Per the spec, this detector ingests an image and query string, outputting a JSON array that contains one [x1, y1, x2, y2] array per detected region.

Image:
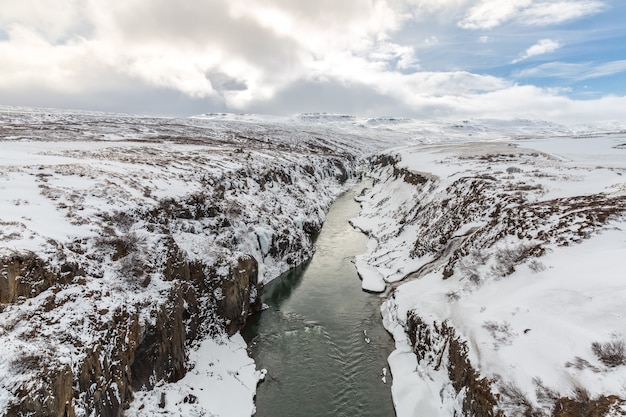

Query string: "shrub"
[[497, 381, 539, 417], [446, 291, 461, 302], [506, 166, 523, 174], [491, 243, 534, 277], [10, 352, 45, 373], [483, 321, 515, 346], [591, 339, 626, 367], [528, 259, 546, 273]]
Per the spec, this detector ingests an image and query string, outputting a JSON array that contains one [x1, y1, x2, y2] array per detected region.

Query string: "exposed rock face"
[[215, 255, 261, 336], [77, 308, 140, 417], [6, 366, 75, 417], [0, 253, 71, 304], [406, 313, 502, 417], [553, 395, 625, 417], [1, 228, 303, 417], [130, 286, 187, 391], [362, 143, 626, 417]]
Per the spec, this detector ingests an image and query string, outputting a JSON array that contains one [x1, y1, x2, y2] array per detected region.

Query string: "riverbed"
[[243, 184, 396, 417]]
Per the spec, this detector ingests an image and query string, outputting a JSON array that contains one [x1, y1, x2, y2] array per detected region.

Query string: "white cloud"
[[0, 0, 89, 41], [514, 60, 626, 80], [0, 0, 414, 109], [387, 84, 626, 123], [459, 0, 605, 29], [462, 86, 626, 123], [512, 38, 561, 63], [520, 1, 606, 25], [459, 0, 532, 30]]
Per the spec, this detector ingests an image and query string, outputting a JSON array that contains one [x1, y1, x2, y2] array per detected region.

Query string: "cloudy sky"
[[1, 0, 626, 122]]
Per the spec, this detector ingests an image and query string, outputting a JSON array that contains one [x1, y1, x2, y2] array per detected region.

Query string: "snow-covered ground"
[[126, 332, 265, 417], [2, 105, 626, 417], [352, 136, 626, 416], [0, 107, 374, 417]]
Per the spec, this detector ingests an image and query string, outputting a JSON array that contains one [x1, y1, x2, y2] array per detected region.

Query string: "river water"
[[243, 184, 396, 417]]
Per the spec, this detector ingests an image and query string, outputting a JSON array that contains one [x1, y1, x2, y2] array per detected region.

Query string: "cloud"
[[0, 0, 420, 109], [0, 0, 624, 124], [0, 0, 90, 41], [459, 0, 532, 30], [512, 38, 561, 63], [514, 60, 626, 81], [520, 1, 607, 25], [459, 0, 605, 29]]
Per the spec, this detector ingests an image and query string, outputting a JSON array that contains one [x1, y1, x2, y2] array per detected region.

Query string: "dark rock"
[[131, 285, 188, 390], [6, 365, 76, 417], [0, 252, 64, 304], [553, 395, 624, 417], [215, 255, 261, 335]]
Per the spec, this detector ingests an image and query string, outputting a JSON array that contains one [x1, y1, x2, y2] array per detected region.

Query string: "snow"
[[127, 333, 266, 417], [354, 257, 386, 292], [0, 107, 379, 416]]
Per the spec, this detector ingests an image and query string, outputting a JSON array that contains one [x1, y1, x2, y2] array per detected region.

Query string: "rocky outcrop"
[[365, 144, 626, 417], [3, 251, 262, 417], [1, 167, 353, 417], [214, 255, 261, 336], [77, 308, 140, 417], [553, 395, 625, 417], [6, 365, 75, 417], [0, 107, 365, 417], [406, 313, 502, 417], [0, 252, 77, 304]]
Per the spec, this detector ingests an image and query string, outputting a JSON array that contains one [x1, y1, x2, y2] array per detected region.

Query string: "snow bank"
[[3, 106, 626, 416], [127, 333, 266, 417]]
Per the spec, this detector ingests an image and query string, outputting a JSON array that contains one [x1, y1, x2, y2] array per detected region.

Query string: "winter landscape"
[[1, 105, 625, 417], [3, 0, 626, 416]]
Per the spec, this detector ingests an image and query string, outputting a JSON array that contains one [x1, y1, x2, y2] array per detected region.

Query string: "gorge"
[[1, 107, 626, 417]]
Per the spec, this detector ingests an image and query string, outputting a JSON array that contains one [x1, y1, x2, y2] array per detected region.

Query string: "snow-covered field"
[[1, 105, 626, 417], [352, 136, 626, 416]]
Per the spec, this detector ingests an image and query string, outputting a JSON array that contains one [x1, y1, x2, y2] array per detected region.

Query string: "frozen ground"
[[126, 333, 265, 417]]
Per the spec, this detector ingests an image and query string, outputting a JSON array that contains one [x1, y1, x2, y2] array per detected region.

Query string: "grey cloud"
[[208, 72, 248, 92], [0, 81, 228, 116], [107, 0, 302, 73], [244, 79, 406, 117]]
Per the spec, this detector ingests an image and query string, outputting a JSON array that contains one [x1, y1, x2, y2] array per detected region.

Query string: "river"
[[243, 183, 396, 417]]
